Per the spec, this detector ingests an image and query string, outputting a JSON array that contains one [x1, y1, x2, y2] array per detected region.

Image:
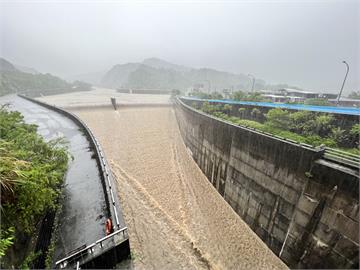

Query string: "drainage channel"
[[0, 94, 130, 269]]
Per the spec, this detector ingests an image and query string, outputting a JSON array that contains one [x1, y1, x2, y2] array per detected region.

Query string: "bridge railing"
[[324, 147, 360, 169], [55, 227, 128, 269]]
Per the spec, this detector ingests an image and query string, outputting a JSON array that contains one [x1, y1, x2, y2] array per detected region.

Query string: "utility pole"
[[337, 61, 349, 106], [248, 74, 255, 93]]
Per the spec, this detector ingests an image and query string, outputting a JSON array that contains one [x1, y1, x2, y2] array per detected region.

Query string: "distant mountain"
[[142, 57, 189, 72], [14, 64, 39, 74], [0, 58, 18, 72], [0, 58, 90, 97], [101, 58, 265, 91], [101, 63, 141, 88], [67, 70, 106, 85]]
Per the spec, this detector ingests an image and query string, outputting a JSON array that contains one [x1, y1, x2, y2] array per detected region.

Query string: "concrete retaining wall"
[[175, 97, 359, 269]]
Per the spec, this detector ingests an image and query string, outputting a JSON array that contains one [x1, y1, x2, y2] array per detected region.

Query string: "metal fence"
[[55, 227, 128, 269], [324, 147, 360, 169]]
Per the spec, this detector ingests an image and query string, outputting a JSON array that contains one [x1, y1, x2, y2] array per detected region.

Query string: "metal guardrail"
[[55, 227, 128, 269], [93, 137, 121, 229], [324, 147, 360, 169]]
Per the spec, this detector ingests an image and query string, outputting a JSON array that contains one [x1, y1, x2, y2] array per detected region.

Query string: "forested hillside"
[[0, 58, 91, 97], [101, 58, 266, 90]]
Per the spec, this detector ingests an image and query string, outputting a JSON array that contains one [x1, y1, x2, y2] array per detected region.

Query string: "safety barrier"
[[55, 227, 128, 269], [324, 147, 360, 169]]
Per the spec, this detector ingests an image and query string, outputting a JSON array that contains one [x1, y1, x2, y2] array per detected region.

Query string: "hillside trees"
[[197, 102, 358, 151], [0, 106, 68, 267]]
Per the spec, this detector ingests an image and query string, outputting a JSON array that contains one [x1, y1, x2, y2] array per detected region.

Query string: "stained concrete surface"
[[0, 95, 110, 264]]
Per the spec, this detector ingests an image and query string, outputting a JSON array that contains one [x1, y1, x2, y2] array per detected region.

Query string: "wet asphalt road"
[[0, 95, 110, 264]]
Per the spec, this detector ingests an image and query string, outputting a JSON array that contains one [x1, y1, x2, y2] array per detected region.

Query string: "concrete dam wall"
[[175, 98, 359, 269]]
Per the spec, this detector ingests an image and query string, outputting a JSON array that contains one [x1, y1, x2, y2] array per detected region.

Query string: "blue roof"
[[181, 96, 360, 116]]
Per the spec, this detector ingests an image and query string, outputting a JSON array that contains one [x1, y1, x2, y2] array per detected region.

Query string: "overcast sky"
[[0, 0, 359, 93]]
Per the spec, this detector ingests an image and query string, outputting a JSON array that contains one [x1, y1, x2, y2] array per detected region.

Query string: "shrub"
[[304, 98, 332, 106], [223, 104, 232, 113], [265, 108, 291, 130], [231, 91, 246, 101], [0, 107, 68, 264]]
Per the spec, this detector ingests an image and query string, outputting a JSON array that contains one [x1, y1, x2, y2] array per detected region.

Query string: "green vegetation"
[[171, 89, 182, 97], [231, 91, 271, 102], [0, 227, 15, 258], [0, 106, 68, 267], [194, 102, 359, 154], [304, 98, 333, 106], [0, 71, 92, 97], [189, 91, 224, 99], [348, 91, 360, 99]]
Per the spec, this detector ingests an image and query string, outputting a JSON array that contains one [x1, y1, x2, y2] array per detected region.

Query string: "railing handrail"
[[95, 226, 127, 244], [324, 151, 359, 162], [325, 147, 360, 159], [55, 227, 128, 266], [323, 150, 360, 168]]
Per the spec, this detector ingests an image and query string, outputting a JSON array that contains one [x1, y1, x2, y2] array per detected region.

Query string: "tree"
[[251, 108, 262, 120], [211, 92, 223, 99], [304, 98, 332, 106], [238, 107, 246, 118], [243, 92, 271, 102], [289, 111, 315, 134], [348, 91, 360, 99], [349, 124, 360, 147], [313, 114, 334, 137], [201, 101, 219, 114], [330, 127, 346, 145], [223, 104, 232, 113], [231, 91, 246, 101], [265, 108, 291, 130]]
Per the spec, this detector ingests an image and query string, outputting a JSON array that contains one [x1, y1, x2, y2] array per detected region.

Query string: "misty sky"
[[0, 0, 359, 93]]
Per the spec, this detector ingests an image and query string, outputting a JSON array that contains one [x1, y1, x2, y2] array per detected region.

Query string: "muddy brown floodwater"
[[71, 106, 287, 270]]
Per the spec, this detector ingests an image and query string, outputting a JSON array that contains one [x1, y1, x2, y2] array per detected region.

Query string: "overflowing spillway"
[[70, 105, 287, 270]]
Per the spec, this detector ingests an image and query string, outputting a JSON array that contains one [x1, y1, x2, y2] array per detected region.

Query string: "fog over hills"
[[1, 2, 358, 93], [14, 64, 39, 75], [0, 58, 18, 72], [101, 58, 267, 91], [0, 58, 90, 97]]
